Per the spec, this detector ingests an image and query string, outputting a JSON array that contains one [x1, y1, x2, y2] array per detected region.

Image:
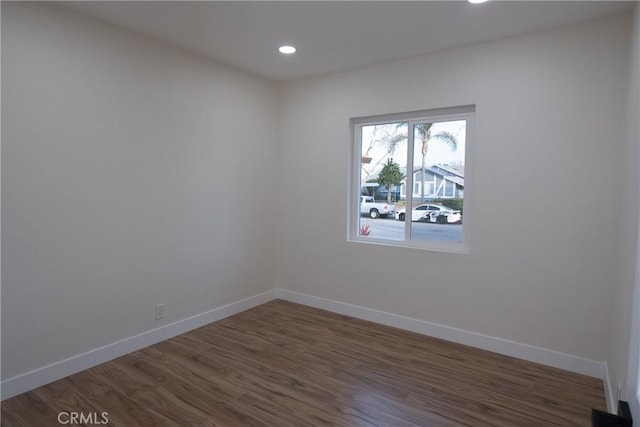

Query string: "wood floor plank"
[[61, 369, 178, 427], [30, 375, 108, 420], [0, 392, 59, 427], [2, 299, 606, 426]]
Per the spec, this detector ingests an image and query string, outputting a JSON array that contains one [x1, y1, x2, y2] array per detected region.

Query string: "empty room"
[[2, 1, 639, 426]]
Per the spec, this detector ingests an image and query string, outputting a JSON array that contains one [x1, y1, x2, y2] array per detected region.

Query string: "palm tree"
[[415, 123, 457, 203]]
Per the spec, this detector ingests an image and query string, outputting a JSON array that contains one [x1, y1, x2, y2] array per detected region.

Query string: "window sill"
[[347, 236, 469, 254]]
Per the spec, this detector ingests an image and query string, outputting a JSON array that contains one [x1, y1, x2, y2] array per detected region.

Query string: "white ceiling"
[[60, 1, 634, 81]]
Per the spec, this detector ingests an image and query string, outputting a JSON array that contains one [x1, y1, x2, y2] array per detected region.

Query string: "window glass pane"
[[409, 120, 466, 243], [358, 122, 407, 240]]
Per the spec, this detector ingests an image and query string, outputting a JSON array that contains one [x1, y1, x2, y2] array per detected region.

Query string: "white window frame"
[[348, 105, 475, 253]]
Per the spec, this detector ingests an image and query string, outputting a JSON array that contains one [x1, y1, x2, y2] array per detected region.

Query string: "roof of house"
[[431, 164, 464, 178], [367, 164, 465, 187], [392, 164, 465, 187]]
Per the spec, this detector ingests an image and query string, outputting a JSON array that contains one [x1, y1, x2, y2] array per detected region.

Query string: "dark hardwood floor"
[[2, 300, 606, 426]]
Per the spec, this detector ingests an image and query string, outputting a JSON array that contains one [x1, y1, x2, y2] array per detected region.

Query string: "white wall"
[[278, 14, 631, 362], [1, 3, 278, 379], [608, 3, 640, 419]]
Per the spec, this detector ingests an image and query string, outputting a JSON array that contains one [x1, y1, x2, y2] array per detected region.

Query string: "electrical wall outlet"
[[155, 303, 165, 320]]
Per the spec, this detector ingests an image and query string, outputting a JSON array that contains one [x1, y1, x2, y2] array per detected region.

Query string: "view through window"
[[351, 107, 473, 251]]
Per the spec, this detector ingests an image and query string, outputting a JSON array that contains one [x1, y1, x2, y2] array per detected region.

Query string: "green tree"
[[415, 123, 457, 203], [377, 159, 404, 203]]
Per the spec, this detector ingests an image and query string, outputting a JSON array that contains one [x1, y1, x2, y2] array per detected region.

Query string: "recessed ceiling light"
[[468, 0, 488, 3], [279, 45, 296, 54]]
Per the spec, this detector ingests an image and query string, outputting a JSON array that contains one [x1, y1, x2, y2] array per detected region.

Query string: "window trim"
[[348, 105, 475, 253]]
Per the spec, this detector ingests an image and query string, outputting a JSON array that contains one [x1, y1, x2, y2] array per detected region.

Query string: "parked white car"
[[395, 204, 461, 224], [360, 196, 396, 219]]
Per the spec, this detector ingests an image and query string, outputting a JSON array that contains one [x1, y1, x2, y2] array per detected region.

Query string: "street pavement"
[[360, 217, 462, 242]]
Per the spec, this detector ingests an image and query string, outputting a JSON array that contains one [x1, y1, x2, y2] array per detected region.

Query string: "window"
[[349, 106, 474, 252]]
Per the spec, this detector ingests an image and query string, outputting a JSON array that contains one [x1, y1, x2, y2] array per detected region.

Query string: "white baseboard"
[[276, 288, 605, 379], [1, 289, 278, 400], [604, 363, 616, 413]]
